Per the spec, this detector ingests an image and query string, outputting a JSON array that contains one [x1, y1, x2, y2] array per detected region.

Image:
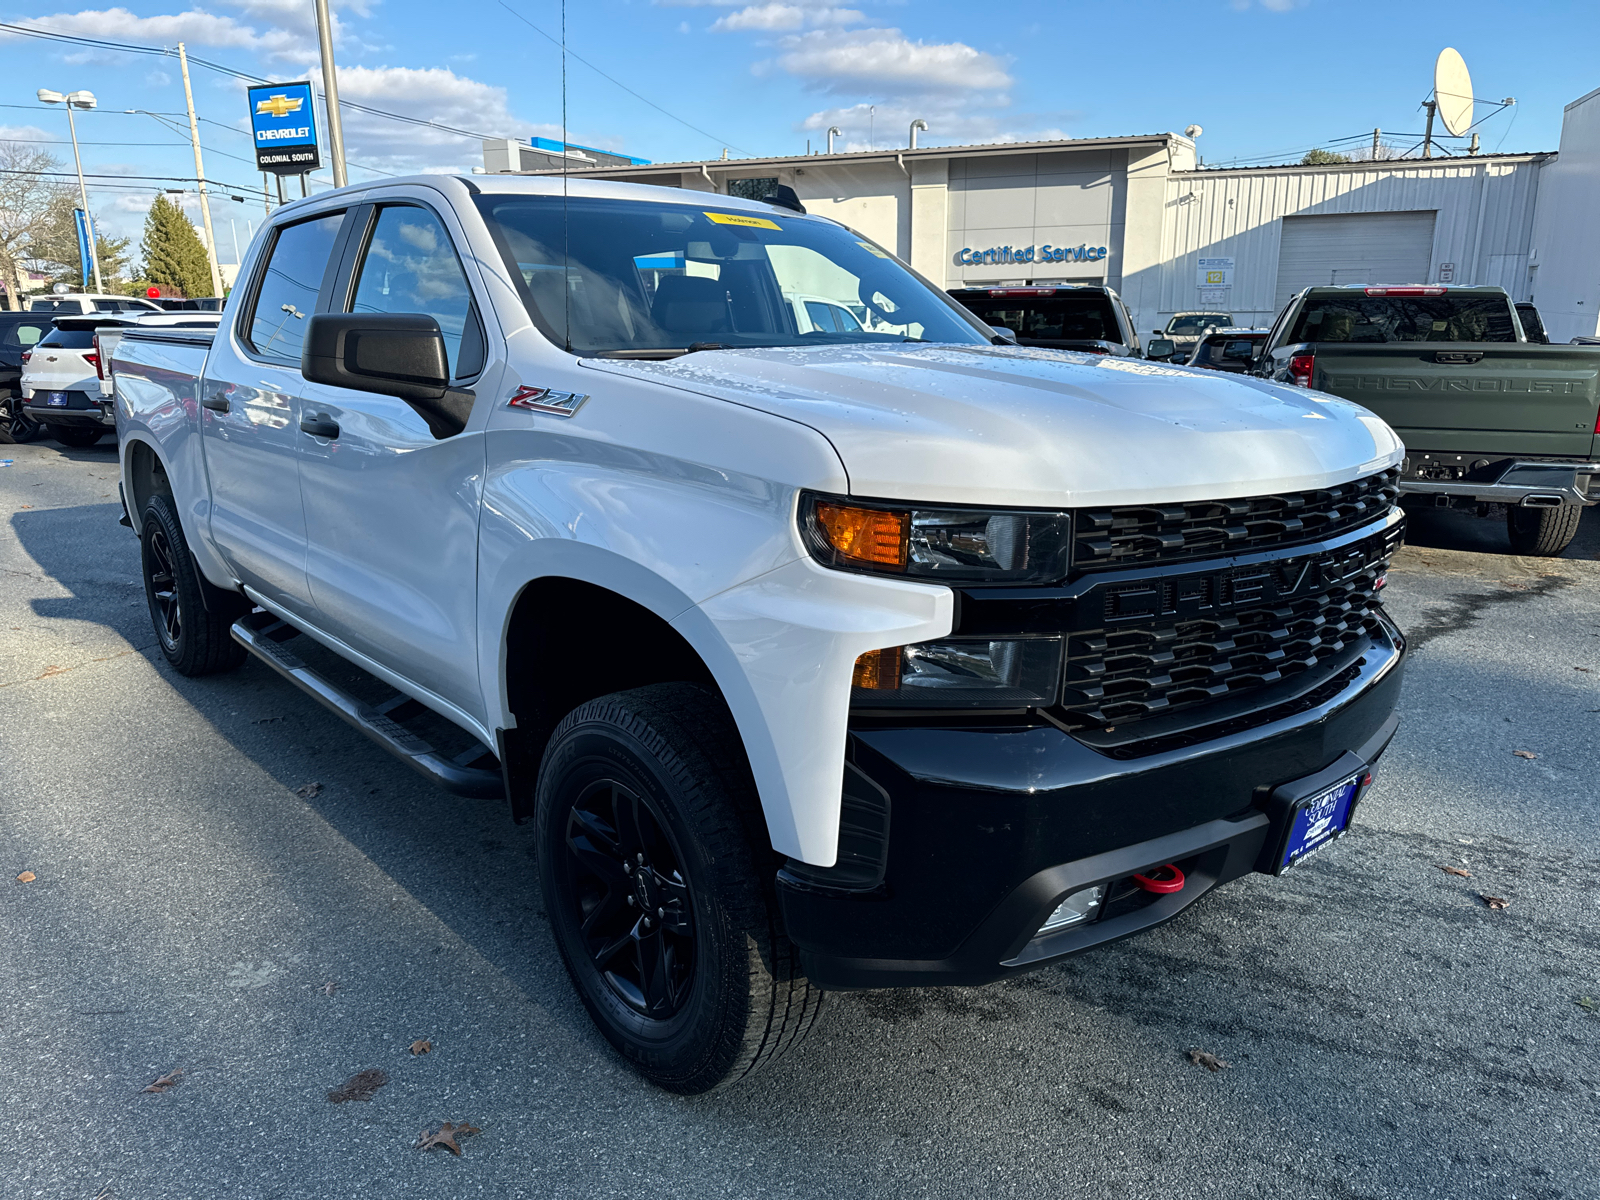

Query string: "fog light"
[[1037, 885, 1106, 935]]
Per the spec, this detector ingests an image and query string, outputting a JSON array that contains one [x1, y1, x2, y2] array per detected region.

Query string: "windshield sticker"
[[704, 212, 781, 230], [857, 241, 890, 259]]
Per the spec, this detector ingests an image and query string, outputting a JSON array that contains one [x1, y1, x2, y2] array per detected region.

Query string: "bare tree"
[[0, 143, 73, 310]]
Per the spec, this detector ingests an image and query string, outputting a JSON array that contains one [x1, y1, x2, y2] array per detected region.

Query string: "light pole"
[[36, 87, 102, 294], [313, 0, 349, 187]]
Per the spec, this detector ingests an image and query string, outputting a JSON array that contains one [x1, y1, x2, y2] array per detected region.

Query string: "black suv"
[[947, 285, 1143, 356], [0, 311, 54, 442]]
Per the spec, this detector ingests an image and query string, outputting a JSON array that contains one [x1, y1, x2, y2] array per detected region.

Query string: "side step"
[[231, 611, 505, 800]]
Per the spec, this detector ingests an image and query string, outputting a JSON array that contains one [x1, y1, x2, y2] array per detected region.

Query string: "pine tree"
[[141, 194, 212, 298]]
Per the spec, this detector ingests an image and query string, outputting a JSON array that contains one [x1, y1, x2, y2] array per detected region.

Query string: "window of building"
[[726, 177, 779, 202]]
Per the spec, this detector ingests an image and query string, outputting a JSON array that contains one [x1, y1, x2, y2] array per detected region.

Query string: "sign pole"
[[313, 0, 349, 187], [177, 43, 224, 297]]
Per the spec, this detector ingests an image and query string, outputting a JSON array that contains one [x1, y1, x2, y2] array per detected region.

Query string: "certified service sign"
[[248, 82, 321, 175]]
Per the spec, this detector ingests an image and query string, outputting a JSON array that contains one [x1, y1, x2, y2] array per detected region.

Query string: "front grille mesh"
[[1073, 468, 1401, 572], [1059, 527, 1399, 727]]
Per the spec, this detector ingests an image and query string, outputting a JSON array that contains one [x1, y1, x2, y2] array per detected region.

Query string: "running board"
[[231, 611, 505, 799]]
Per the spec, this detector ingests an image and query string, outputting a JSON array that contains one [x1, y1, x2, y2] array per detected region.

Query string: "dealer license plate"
[[44, 391, 68, 406], [1280, 775, 1360, 871]]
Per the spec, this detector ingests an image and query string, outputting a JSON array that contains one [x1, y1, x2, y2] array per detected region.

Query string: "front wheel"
[[1506, 504, 1583, 557], [140, 493, 248, 676], [535, 684, 823, 1094], [49, 424, 105, 448]]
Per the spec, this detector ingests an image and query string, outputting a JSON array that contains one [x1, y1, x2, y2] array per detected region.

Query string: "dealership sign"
[[958, 244, 1108, 266], [248, 81, 321, 175]]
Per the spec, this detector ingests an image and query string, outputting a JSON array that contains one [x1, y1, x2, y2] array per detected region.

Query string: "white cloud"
[[766, 27, 1011, 94], [710, 4, 863, 31], [1229, 0, 1304, 9]]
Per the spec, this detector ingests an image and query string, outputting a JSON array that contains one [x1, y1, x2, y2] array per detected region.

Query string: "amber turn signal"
[[814, 501, 909, 569], [852, 646, 903, 690]]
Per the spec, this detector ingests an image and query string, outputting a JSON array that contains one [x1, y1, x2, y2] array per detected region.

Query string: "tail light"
[[1365, 287, 1446, 296], [86, 350, 103, 380], [1593, 408, 1599, 435], [20, 350, 31, 365], [1288, 353, 1315, 387]]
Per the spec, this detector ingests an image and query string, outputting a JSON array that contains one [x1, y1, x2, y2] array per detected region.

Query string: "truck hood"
[[584, 344, 1403, 508]]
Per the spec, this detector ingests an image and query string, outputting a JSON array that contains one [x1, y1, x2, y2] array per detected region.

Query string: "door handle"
[[202, 389, 230, 412], [300, 412, 340, 439]]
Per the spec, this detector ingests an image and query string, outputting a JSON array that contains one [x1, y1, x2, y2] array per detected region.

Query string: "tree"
[[140, 194, 211, 299], [0, 142, 73, 310], [28, 192, 132, 289], [1300, 148, 1351, 165]]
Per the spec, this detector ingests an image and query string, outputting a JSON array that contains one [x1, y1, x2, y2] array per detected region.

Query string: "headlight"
[[851, 636, 1063, 708], [800, 492, 1071, 585]]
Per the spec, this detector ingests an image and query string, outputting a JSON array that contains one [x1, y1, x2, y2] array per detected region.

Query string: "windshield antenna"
[[561, 0, 571, 353]]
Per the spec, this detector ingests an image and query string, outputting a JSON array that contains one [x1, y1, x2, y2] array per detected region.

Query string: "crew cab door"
[[201, 208, 348, 614], [294, 198, 493, 725]]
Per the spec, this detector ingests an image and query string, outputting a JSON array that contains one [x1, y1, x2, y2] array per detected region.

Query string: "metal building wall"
[[1155, 156, 1547, 328]]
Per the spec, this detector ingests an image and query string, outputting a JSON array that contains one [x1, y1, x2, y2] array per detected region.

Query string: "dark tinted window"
[[955, 293, 1120, 343], [349, 205, 482, 378], [1288, 295, 1516, 343], [1196, 335, 1264, 366], [38, 329, 96, 349], [0, 321, 49, 349], [727, 177, 779, 202], [247, 211, 345, 360], [1516, 303, 1548, 344], [1167, 313, 1232, 336]]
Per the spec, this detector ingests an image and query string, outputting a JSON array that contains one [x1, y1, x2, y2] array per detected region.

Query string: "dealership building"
[[489, 84, 1600, 344]]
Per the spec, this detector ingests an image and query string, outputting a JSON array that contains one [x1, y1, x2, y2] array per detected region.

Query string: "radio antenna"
[[561, 0, 570, 352]]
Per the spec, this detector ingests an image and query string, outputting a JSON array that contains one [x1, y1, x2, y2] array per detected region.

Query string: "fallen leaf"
[[320, 980, 337, 996], [294, 782, 323, 798], [1438, 865, 1472, 878], [1512, 750, 1537, 759], [19, 504, 30, 509], [409, 1039, 432, 1056], [326, 1068, 388, 1103], [1187, 1049, 1230, 1072], [1480, 895, 1509, 910], [141, 1069, 183, 1094], [15, 871, 35, 883], [1578, 996, 1596, 1012], [415, 1121, 481, 1156], [1577, 666, 1593, 673]]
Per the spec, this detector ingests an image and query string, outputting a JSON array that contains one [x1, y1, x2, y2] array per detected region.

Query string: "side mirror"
[[302, 313, 473, 439], [1147, 338, 1176, 360], [989, 325, 1017, 343]]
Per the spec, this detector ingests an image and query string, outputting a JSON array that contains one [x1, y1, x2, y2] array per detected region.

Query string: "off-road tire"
[[140, 493, 249, 675], [1506, 504, 1583, 557], [50, 425, 104, 448], [535, 683, 823, 1094]]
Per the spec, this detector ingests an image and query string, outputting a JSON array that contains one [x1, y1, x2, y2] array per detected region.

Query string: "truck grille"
[[1059, 523, 1399, 727], [1072, 468, 1401, 572]]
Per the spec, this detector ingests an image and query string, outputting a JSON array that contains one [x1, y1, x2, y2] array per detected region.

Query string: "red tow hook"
[[1132, 864, 1186, 895]]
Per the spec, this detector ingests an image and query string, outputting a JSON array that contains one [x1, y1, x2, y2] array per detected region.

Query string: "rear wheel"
[[50, 424, 104, 448], [535, 683, 823, 1094], [140, 493, 248, 675], [0, 397, 41, 443], [1506, 504, 1583, 557]]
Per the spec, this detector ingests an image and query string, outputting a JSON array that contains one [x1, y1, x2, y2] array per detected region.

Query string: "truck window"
[[349, 205, 484, 379], [245, 211, 345, 361], [1287, 294, 1516, 343], [954, 293, 1120, 343]]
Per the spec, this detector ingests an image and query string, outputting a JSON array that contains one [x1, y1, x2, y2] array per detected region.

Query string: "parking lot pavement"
[[2, 438, 1598, 1200]]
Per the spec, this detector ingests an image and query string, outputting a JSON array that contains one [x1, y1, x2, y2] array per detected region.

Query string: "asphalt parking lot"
[[2, 438, 1598, 1200]]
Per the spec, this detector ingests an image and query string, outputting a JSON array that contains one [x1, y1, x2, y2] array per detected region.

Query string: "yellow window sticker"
[[857, 241, 890, 259], [704, 211, 782, 230]]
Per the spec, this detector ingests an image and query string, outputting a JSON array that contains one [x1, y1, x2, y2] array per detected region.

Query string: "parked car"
[[1515, 301, 1549, 344], [1185, 328, 1271, 373], [1153, 311, 1235, 357], [946, 285, 1143, 354], [1257, 285, 1599, 555], [28, 293, 163, 315], [112, 176, 1407, 1093], [0, 311, 53, 442]]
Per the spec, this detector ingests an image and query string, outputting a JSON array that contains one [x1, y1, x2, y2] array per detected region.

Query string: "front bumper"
[[778, 616, 1405, 989], [22, 390, 115, 428]]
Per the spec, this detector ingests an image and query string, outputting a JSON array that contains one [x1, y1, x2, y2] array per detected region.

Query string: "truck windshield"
[[1288, 295, 1517, 343], [475, 195, 991, 356], [1168, 314, 1232, 336], [952, 293, 1120, 343]]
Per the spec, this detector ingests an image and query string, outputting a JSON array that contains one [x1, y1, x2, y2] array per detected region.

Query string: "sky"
[[0, 0, 1595, 266]]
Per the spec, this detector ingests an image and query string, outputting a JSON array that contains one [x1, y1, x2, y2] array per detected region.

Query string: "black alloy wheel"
[[139, 492, 248, 676], [561, 779, 696, 1019], [145, 521, 183, 652], [0, 396, 40, 443]]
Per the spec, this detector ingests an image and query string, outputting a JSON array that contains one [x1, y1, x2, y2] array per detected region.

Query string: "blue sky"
[[0, 0, 1594, 261]]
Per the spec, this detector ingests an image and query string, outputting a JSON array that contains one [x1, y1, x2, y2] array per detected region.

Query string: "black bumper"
[[778, 618, 1405, 990], [22, 392, 113, 427]]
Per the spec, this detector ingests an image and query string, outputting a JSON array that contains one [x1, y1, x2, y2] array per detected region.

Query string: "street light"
[[37, 87, 102, 294]]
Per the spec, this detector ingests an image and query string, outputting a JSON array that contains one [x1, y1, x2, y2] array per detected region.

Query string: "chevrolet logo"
[[255, 94, 303, 119]]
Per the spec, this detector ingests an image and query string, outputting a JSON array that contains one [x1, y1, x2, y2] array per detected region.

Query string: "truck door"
[[201, 209, 347, 614], [294, 199, 491, 726]]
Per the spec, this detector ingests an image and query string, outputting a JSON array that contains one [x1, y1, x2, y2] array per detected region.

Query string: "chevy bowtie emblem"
[[255, 93, 303, 119], [508, 385, 588, 417]]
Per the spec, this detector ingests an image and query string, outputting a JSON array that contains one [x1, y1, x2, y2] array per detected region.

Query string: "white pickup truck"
[[111, 175, 1409, 1093]]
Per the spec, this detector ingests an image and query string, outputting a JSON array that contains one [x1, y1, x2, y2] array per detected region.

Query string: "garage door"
[[1274, 211, 1437, 308]]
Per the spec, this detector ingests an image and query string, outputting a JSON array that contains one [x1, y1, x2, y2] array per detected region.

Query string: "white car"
[[22, 312, 221, 446], [29, 293, 163, 315]]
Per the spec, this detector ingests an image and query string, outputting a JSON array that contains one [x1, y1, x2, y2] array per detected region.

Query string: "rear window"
[[1167, 314, 1232, 336], [0, 321, 48, 349], [1289, 295, 1516, 343], [37, 329, 96, 349], [954, 293, 1121, 343], [1196, 335, 1264, 366]]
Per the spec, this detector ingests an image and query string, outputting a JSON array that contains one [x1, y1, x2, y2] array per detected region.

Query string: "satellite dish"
[[1434, 48, 1474, 137], [1184, 124, 1203, 139]]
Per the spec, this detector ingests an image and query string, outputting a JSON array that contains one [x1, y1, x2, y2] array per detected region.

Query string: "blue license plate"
[[44, 391, 68, 406], [1280, 775, 1359, 870]]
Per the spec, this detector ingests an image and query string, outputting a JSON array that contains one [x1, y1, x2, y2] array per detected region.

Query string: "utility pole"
[[177, 43, 224, 297], [313, 0, 349, 187], [1372, 128, 1381, 160]]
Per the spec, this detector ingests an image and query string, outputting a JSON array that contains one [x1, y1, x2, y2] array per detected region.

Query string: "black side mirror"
[[1147, 338, 1176, 360], [302, 313, 473, 439]]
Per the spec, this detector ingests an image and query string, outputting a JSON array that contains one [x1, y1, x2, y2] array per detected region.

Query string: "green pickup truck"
[[1258, 286, 1600, 556]]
